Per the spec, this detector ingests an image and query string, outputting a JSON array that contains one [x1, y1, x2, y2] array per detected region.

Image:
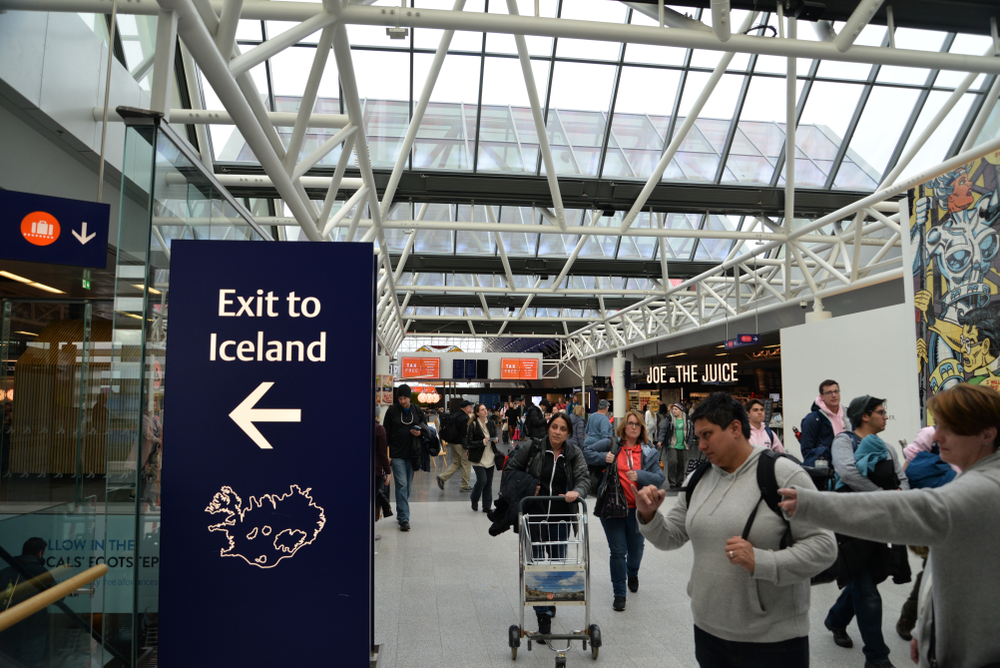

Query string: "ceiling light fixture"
[[131, 283, 163, 295], [0, 271, 65, 295], [664, 352, 686, 358], [14, 331, 38, 337]]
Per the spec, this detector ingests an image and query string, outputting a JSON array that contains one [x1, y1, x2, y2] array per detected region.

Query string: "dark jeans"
[[530, 521, 569, 618], [826, 565, 890, 663], [694, 625, 809, 668], [599, 508, 645, 597], [470, 465, 494, 511]]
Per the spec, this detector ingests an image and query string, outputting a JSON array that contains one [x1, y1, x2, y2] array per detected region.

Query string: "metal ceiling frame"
[[7, 0, 1000, 364]]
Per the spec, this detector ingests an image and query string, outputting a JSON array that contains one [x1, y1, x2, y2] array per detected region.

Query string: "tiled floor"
[[374, 462, 919, 668]]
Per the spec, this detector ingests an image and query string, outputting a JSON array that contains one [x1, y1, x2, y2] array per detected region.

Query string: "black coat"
[[467, 419, 498, 464], [488, 468, 539, 536], [383, 403, 425, 460]]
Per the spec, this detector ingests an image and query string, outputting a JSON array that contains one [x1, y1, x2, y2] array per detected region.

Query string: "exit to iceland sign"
[[0, 190, 110, 268]]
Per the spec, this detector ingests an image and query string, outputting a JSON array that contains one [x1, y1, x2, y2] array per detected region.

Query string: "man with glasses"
[[822, 395, 909, 668], [800, 379, 847, 466]]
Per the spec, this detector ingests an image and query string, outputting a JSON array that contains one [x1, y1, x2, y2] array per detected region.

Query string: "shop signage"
[[647, 362, 739, 384], [401, 356, 441, 378], [160, 241, 374, 667], [0, 190, 110, 268], [725, 334, 760, 348], [500, 357, 539, 380]]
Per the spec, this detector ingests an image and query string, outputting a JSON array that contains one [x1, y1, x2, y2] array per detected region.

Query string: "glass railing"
[[0, 498, 123, 667]]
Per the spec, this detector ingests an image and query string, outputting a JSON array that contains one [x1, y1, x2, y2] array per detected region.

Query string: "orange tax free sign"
[[401, 357, 441, 379], [500, 358, 539, 380]]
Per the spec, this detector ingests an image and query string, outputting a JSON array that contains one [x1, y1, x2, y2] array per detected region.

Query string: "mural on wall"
[[909, 153, 1000, 419]]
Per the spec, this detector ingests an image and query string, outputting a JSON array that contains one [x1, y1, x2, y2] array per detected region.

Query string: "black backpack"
[[523, 406, 547, 439], [439, 412, 464, 443], [684, 450, 834, 550]]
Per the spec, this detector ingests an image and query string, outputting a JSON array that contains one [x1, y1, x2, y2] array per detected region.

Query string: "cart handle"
[[517, 495, 587, 513]]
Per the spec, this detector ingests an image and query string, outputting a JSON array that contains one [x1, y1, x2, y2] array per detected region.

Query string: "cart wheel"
[[555, 656, 567, 668], [589, 624, 602, 649], [591, 646, 599, 660], [509, 624, 521, 660]]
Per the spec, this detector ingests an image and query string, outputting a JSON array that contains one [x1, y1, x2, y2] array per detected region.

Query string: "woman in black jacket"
[[467, 403, 499, 513], [505, 412, 590, 635]]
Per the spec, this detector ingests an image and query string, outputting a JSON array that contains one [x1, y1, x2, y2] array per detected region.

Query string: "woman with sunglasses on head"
[[584, 409, 664, 612]]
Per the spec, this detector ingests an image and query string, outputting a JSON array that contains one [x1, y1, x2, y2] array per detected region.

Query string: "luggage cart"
[[508, 497, 601, 666]]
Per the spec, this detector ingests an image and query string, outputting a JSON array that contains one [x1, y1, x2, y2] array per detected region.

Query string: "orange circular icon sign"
[[21, 211, 60, 246]]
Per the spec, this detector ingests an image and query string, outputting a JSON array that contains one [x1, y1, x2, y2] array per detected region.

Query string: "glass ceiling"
[[195, 1, 997, 193]]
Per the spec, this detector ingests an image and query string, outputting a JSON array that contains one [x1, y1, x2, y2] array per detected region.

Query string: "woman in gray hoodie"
[[635, 392, 836, 667], [780, 383, 1000, 668]]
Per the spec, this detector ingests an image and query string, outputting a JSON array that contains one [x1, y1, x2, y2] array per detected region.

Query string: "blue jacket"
[[583, 411, 614, 452], [583, 437, 664, 498], [799, 403, 836, 466]]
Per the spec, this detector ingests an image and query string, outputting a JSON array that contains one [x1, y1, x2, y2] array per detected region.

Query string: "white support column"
[[381, 0, 466, 216], [318, 133, 358, 224], [622, 11, 757, 233], [214, 0, 243, 56], [292, 124, 357, 179], [344, 199, 367, 241], [612, 353, 626, 421], [150, 10, 179, 118], [284, 26, 336, 174], [784, 14, 796, 298], [321, 185, 368, 237], [229, 11, 337, 77], [330, 17, 406, 338], [161, 0, 322, 239], [833, 0, 884, 53], [507, 0, 567, 231], [710, 0, 730, 42]]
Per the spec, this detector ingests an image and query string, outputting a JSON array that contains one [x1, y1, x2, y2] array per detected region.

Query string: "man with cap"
[[383, 384, 426, 531], [823, 394, 909, 668], [437, 400, 474, 491]]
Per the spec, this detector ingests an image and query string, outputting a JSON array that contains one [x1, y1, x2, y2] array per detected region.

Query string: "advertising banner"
[[159, 241, 374, 666], [500, 358, 539, 380], [401, 356, 440, 379], [905, 153, 1000, 420]]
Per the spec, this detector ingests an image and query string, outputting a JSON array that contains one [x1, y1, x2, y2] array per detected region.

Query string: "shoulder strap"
[[748, 450, 794, 547], [683, 459, 712, 507], [764, 426, 774, 446]]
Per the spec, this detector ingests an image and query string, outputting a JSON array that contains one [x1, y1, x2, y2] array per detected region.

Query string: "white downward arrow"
[[229, 382, 301, 449], [72, 222, 96, 245]]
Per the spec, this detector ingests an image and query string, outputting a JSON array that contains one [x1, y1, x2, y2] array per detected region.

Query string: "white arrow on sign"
[[229, 381, 301, 449], [72, 222, 96, 245]]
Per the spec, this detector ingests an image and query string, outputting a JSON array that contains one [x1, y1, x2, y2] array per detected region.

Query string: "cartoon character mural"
[[909, 155, 1000, 415]]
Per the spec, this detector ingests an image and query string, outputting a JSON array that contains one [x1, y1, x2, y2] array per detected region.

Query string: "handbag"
[[686, 451, 705, 476], [593, 450, 628, 519]]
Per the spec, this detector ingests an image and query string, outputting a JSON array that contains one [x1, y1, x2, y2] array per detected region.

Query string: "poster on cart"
[[905, 151, 1000, 420], [159, 240, 375, 666]]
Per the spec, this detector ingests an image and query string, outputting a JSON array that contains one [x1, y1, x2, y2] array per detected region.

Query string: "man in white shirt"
[[745, 399, 785, 453]]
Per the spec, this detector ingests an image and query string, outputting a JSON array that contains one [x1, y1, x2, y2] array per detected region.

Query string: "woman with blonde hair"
[[780, 383, 1000, 668], [583, 409, 664, 611]]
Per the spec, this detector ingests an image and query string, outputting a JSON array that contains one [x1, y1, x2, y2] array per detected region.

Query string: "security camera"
[[799, 300, 808, 309]]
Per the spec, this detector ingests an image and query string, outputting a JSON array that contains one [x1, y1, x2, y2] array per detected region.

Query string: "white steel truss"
[[7, 0, 1000, 362]]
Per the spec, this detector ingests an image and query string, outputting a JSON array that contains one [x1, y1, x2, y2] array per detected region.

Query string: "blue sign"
[[159, 240, 375, 667], [0, 190, 110, 268], [725, 333, 761, 349]]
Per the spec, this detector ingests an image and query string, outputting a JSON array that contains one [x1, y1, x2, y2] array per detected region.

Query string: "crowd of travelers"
[[376, 380, 1000, 668]]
